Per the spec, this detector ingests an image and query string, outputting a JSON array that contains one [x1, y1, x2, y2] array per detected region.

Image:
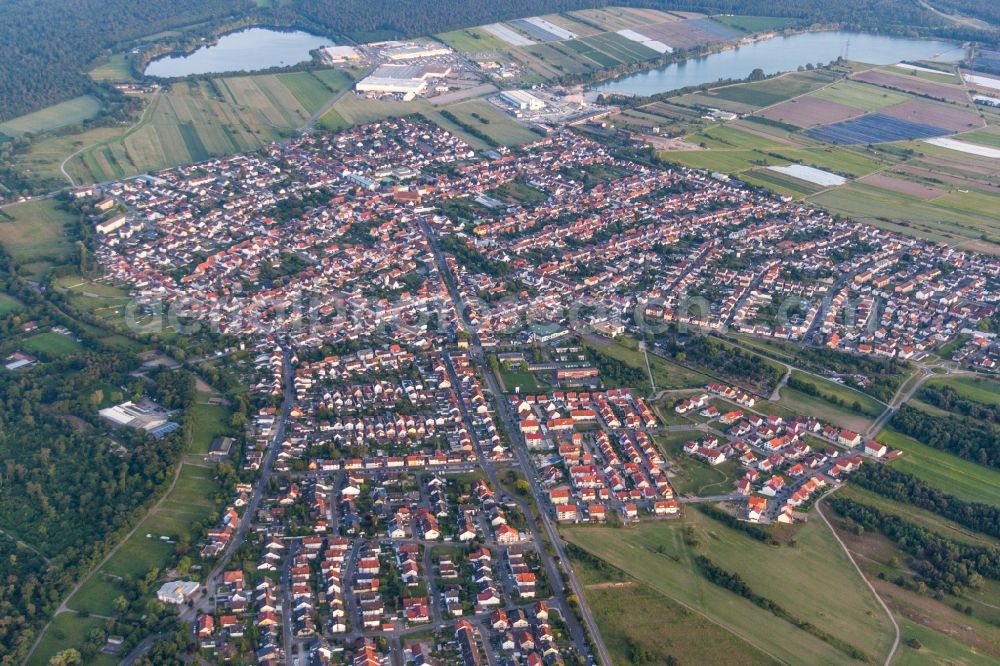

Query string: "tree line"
[[829, 497, 1000, 594], [693, 554, 870, 662], [848, 464, 1000, 540], [918, 383, 1000, 425], [891, 404, 1000, 470]]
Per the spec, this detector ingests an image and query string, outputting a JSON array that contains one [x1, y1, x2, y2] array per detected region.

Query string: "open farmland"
[[757, 96, 862, 128], [924, 136, 1000, 157], [568, 7, 678, 32], [0, 95, 102, 138], [700, 69, 842, 110], [854, 69, 970, 104], [87, 54, 134, 82], [880, 98, 984, 132], [808, 183, 1000, 249], [435, 27, 509, 52], [767, 164, 846, 186], [809, 80, 912, 111], [564, 510, 895, 665], [59, 69, 356, 184], [570, 552, 780, 666], [805, 113, 949, 144], [858, 173, 944, 199]]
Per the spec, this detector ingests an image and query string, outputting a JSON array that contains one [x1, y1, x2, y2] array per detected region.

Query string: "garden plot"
[[767, 164, 847, 187], [923, 136, 1000, 158]]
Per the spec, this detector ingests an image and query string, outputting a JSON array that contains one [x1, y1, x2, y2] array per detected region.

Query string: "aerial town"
[[64, 114, 998, 665]]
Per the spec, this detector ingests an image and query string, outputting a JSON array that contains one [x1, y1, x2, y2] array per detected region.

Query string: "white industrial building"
[[356, 63, 453, 96], [384, 42, 452, 61], [499, 89, 546, 112], [320, 45, 361, 63]]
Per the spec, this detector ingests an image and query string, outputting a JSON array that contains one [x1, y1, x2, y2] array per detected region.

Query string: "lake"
[[144, 28, 333, 78], [592, 31, 963, 97]]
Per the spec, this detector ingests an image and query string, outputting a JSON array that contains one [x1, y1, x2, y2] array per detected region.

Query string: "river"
[[144, 28, 333, 78], [592, 31, 963, 97]]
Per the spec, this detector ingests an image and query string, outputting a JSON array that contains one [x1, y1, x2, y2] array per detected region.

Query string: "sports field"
[[0, 95, 102, 138]]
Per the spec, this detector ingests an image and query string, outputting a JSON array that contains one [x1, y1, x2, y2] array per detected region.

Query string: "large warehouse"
[[356, 63, 453, 95], [384, 42, 452, 61], [499, 89, 546, 112]]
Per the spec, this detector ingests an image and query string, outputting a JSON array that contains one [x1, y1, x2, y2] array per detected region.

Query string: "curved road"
[[816, 488, 900, 666]]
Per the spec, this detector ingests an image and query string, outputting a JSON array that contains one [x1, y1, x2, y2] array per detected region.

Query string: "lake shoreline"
[[590, 29, 964, 98], [144, 26, 334, 79]]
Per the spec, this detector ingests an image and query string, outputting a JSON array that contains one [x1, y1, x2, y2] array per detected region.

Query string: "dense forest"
[[829, 497, 1000, 594], [891, 404, 1000, 469], [849, 465, 1000, 539], [1, 0, 998, 122], [0, 243, 200, 662], [0, 0, 253, 121]]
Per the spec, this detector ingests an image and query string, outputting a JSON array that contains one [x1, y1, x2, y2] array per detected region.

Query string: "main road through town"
[[420, 218, 612, 666]]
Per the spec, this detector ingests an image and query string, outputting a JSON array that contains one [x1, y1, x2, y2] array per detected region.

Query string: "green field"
[[21, 331, 81, 357], [276, 69, 354, 114], [660, 148, 784, 173], [87, 54, 134, 82], [435, 27, 509, 53], [894, 618, 1000, 666], [585, 335, 713, 391], [740, 168, 824, 198], [0, 95, 103, 138], [879, 428, 1000, 506], [434, 99, 542, 147], [0, 292, 22, 316], [0, 199, 76, 262], [764, 146, 888, 178], [838, 484, 1000, 548], [27, 613, 117, 666], [809, 80, 912, 111], [565, 509, 894, 664], [688, 125, 784, 150], [571, 552, 780, 665], [808, 183, 1000, 249], [707, 69, 841, 108], [923, 376, 1000, 406], [53, 71, 335, 185]]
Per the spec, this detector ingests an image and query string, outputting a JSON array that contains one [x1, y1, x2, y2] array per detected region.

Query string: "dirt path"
[[20, 455, 185, 666], [816, 488, 900, 666]]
